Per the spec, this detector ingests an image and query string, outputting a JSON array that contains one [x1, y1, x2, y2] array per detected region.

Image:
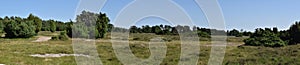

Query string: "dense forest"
[[0, 11, 299, 47]]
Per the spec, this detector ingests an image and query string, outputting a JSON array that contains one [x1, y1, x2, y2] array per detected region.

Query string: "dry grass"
[[0, 32, 298, 65]]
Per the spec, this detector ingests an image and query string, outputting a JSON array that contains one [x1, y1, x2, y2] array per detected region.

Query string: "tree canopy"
[[244, 28, 286, 47], [0, 11, 300, 48]]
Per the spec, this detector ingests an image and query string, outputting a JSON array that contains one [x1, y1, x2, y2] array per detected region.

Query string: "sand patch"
[[32, 36, 52, 42], [30, 54, 90, 58]]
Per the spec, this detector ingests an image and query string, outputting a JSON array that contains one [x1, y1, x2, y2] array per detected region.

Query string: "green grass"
[[0, 32, 298, 65], [224, 45, 300, 65]]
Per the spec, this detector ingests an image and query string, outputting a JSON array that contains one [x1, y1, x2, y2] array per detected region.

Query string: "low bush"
[[130, 33, 156, 41], [4, 20, 36, 38], [244, 28, 287, 47], [244, 37, 286, 47], [51, 31, 69, 41]]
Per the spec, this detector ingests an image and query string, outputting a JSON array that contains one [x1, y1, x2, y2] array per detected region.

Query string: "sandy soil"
[[32, 36, 52, 42], [30, 54, 90, 58]]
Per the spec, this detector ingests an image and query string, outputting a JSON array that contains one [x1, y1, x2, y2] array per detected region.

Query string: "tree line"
[[1, 11, 300, 47], [0, 14, 43, 38], [0, 11, 111, 39], [0, 10, 257, 39], [244, 23, 300, 47]]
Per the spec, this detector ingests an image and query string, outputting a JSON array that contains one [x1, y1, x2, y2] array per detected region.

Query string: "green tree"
[[55, 21, 67, 31], [228, 29, 241, 36], [41, 20, 50, 31], [244, 28, 287, 47], [197, 31, 210, 38], [130, 26, 138, 33], [163, 25, 172, 35], [96, 12, 110, 38], [152, 25, 163, 34], [66, 19, 73, 38], [273, 27, 278, 33], [0, 20, 4, 33], [288, 22, 300, 45], [142, 25, 152, 33], [242, 31, 252, 36], [27, 14, 42, 33], [49, 20, 56, 32], [4, 20, 36, 38], [171, 27, 178, 35], [70, 11, 110, 39], [279, 30, 290, 43], [107, 24, 114, 32], [51, 31, 69, 41], [71, 22, 89, 38]]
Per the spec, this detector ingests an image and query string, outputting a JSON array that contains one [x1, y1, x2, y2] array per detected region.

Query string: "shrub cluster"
[[244, 28, 286, 47], [0, 11, 111, 39], [68, 11, 110, 39], [3, 17, 37, 38], [244, 22, 300, 47], [51, 31, 69, 41]]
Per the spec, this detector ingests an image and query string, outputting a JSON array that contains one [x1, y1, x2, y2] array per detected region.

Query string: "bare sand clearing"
[[32, 36, 52, 42], [30, 54, 90, 58]]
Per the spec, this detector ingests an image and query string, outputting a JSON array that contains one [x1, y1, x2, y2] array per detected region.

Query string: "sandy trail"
[[32, 36, 52, 42], [30, 54, 90, 58]]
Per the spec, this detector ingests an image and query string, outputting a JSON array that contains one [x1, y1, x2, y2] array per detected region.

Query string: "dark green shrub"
[[244, 37, 286, 47], [4, 20, 36, 38], [49, 20, 56, 32], [244, 28, 287, 47], [27, 14, 42, 33], [51, 31, 69, 41], [197, 31, 211, 38], [67, 11, 110, 39], [0, 20, 4, 33], [235, 33, 243, 37], [288, 22, 300, 45]]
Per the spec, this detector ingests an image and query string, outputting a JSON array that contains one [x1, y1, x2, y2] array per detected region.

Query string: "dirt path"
[[32, 36, 52, 42], [30, 54, 90, 58]]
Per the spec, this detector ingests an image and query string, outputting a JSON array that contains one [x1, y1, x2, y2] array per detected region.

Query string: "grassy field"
[[0, 32, 298, 65]]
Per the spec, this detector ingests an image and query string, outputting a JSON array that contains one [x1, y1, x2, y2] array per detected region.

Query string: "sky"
[[1, 0, 300, 31]]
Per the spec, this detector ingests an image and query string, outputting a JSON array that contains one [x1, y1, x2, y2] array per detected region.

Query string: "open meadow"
[[0, 31, 298, 65]]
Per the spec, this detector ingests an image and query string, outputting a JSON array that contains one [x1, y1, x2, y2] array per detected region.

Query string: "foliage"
[[4, 19, 36, 38], [41, 20, 68, 31], [0, 20, 4, 33], [55, 21, 67, 31], [27, 14, 42, 33], [242, 31, 252, 36], [49, 20, 56, 32], [71, 22, 89, 38], [288, 22, 300, 45], [128, 25, 215, 38], [96, 12, 110, 38], [152, 25, 163, 34], [69, 11, 110, 39], [227, 29, 240, 36], [51, 31, 69, 41], [130, 26, 139, 33], [196, 31, 211, 38], [244, 28, 287, 47]]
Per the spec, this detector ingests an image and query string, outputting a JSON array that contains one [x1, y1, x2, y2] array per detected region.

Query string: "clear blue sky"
[[1, 0, 300, 31]]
